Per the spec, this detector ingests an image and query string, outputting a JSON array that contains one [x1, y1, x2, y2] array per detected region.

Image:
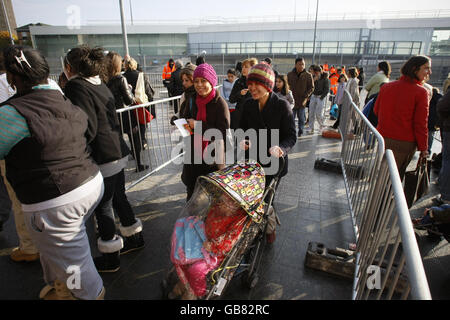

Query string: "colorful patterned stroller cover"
[[169, 161, 267, 298]]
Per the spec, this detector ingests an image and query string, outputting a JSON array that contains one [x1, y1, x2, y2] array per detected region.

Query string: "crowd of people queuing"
[[0, 41, 449, 300]]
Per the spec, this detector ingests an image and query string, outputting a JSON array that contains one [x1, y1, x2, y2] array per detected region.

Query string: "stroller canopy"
[[198, 161, 266, 223]]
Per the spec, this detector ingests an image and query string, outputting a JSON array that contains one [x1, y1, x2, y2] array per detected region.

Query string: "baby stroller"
[[162, 160, 283, 300]]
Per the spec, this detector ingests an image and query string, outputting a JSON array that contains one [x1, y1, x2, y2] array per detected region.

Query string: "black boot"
[[95, 235, 123, 273], [121, 232, 145, 255], [94, 252, 120, 273], [119, 219, 145, 255]]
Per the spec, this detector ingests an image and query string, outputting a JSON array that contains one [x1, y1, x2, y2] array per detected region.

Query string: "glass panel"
[[227, 43, 241, 54], [303, 42, 314, 53], [242, 42, 255, 54], [288, 41, 303, 54], [394, 42, 413, 55], [320, 42, 338, 54], [271, 42, 287, 54], [430, 29, 450, 55], [379, 41, 394, 55], [256, 42, 270, 54], [338, 42, 356, 54]]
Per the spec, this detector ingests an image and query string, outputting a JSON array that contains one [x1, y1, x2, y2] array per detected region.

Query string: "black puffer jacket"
[[64, 77, 124, 164]]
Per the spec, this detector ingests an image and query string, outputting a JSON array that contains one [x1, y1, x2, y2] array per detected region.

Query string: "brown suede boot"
[[40, 281, 106, 300], [10, 247, 39, 262], [40, 280, 77, 300]]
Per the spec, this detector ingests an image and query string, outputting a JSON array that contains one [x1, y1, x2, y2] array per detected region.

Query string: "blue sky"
[[12, 0, 450, 26]]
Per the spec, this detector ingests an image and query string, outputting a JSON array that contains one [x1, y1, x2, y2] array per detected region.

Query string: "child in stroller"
[[169, 193, 247, 299], [165, 162, 269, 300]]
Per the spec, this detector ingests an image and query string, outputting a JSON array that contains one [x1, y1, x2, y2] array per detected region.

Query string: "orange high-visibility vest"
[[329, 73, 339, 95], [162, 62, 176, 80]]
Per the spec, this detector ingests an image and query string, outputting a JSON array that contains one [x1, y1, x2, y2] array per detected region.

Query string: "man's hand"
[[269, 146, 284, 158], [187, 118, 195, 130]]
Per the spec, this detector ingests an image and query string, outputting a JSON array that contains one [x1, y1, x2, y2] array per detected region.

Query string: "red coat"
[[374, 76, 429, 151]]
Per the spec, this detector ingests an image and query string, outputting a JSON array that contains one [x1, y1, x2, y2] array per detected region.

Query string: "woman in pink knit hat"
[[180, 63, 230, 200]]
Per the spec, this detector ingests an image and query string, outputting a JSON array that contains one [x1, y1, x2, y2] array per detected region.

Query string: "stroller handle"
[[247, 156, 286, 213]]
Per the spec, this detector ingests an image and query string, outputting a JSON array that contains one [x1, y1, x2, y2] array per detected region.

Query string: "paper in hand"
[[174, 118, 193, 137]]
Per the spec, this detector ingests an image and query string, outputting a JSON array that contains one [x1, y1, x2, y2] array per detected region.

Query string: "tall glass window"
[[227, 43, 241, 54], [394, 42, 413, 55], [288, 42, 303, 54], [256, 42, 270, 54], [271, 42, 287, 54], [242, 42, 256, 54], [430, 30, 450, 55], [320, 42, 338, 54], [379, 41, 394, 55], [337, 42, 356, 54], [303, 42, 314, 54]]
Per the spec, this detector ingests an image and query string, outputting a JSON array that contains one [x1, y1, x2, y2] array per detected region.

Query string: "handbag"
[[136, 107, 153, 124], [404, 159, 431, 208], [134, 72, 148, 105], [330, 104, 339, 119]]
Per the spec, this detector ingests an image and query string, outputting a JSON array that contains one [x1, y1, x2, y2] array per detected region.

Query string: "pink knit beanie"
[[193, 63, 217, 87]]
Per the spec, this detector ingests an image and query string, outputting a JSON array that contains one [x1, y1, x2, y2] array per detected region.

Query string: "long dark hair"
[[400, 55, 431, 81], [378, 61, 391, 78], [65, 45, 105, 78], [3, 45, 49, 88], [276, 74, 289, 95]]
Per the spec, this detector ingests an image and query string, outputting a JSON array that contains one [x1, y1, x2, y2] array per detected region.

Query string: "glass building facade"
[[34, 33, 187, 57]]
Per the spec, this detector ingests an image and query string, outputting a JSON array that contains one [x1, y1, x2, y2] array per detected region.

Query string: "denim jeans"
[[439, 131, 450, 202], [95, 174, 118, 241], [292, 107, 306, 134], [113, 169, 137, 227]]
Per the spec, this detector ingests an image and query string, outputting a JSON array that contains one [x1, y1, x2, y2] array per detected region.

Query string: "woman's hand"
[[419, 150, 429, 163], [240, 89, 249, 96], [187, 118, 195, 130], [239, 139, 251, 150], [269, 146, 284, 158]]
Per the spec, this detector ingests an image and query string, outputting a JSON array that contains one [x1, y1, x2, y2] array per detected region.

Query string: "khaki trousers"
[[384, 138, 417, 181], [0, 160, 39, 254]]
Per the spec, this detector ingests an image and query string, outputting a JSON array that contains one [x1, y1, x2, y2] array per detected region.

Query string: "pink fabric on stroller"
[[171, 196, 247, 297]]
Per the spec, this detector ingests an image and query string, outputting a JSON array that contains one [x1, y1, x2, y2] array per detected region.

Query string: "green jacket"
[[365, 72, 389, 98]]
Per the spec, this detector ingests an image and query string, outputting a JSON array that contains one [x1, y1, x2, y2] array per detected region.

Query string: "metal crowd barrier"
[[338, 90, 431, 299], [117, 85, 223, 190], [338, 91, 386, 238], [116, 95, 183, 191]]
